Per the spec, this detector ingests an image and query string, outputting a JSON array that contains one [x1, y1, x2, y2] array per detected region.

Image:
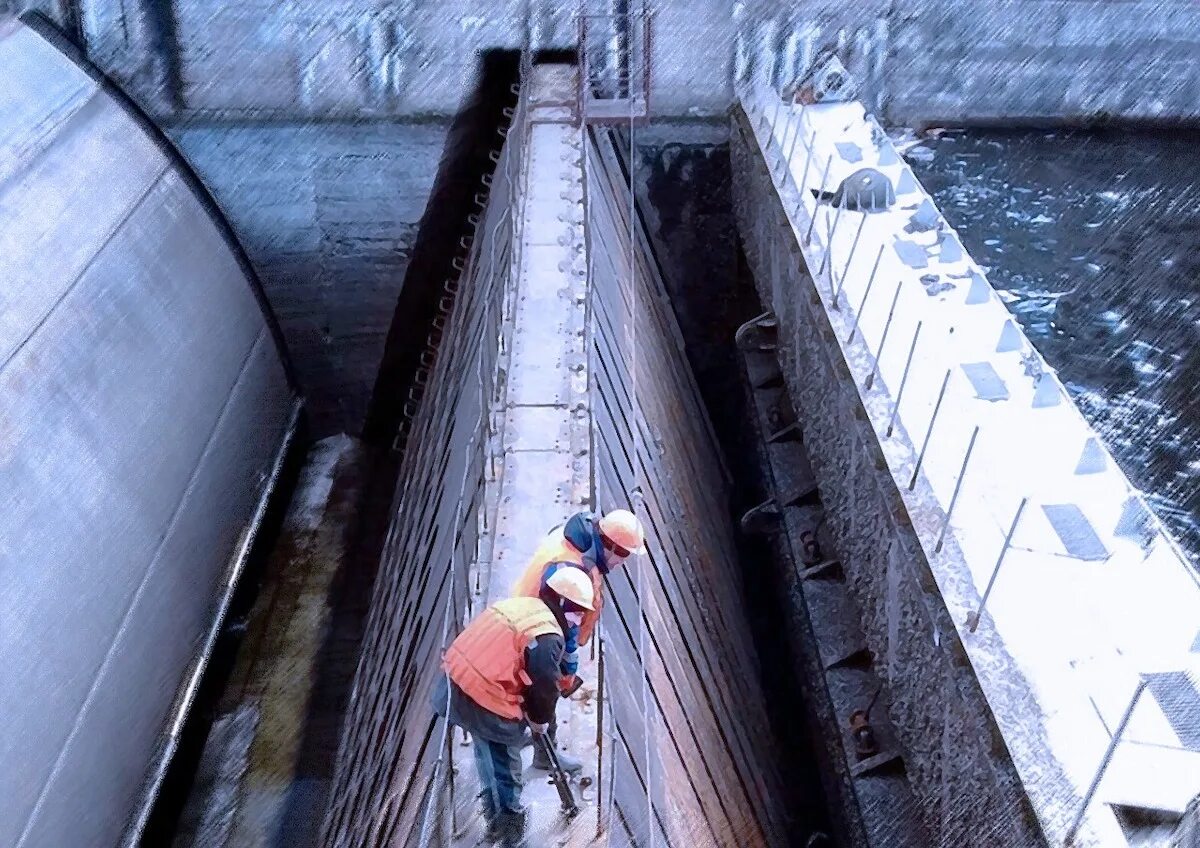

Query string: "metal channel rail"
[[584, 126, 789, 847], [321, 59, 790, 848], [319, 57, 529, 848]]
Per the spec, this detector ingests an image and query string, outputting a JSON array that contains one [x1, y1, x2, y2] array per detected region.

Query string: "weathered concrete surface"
[[883, 1, 1200, 125], [730, 108, 1045, 848], [11, 0, 1197, 439], [731, 78, 1200, 846], [13, 0, 1200, 124], [169, 121, 447, 436]]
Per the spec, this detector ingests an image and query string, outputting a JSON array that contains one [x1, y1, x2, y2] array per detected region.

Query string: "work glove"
[[558, 675, 584, 698], [561, 648, 579, 677], [528, 721, 549, 736]]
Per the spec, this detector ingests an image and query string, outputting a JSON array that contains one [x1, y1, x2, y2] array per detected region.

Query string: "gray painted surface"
[[169, 121, 447, 436], [0, 20, 297, 847]]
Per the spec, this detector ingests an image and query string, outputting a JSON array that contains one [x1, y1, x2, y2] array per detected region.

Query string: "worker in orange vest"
[[432, 566, 595, 847], [509, 508, 646, 773]]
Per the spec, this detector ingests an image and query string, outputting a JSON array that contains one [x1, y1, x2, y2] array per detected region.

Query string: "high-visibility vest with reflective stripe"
[[510, 531, 604, 647], [443, 597, 563, 720]]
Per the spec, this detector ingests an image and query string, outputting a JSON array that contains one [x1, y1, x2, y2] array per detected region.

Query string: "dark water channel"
[[903, 129, 1200, 568]]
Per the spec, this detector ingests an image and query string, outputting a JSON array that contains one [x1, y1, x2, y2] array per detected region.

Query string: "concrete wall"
[[729, 114, 1045, 847], [169, 122, 447, 436], [8, 0, 1196, 436], [16, 0, 1200, 124]]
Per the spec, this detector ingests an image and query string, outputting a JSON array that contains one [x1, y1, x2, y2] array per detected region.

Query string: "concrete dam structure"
[[0, 5, 1197, 848], [0, 16, 299, 848]]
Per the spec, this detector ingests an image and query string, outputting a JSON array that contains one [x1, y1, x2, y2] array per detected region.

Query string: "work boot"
[[496, 808, 529, 848], [478, 791, 500, 843], [531, 734, 584, 775]]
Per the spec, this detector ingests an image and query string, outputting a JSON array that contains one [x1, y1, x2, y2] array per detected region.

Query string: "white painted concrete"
[[743, 82, 1200, 846]]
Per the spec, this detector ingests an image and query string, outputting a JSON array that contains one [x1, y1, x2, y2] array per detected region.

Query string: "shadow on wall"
[[632, 130, 835, 844], [363, 48, 521, 447]]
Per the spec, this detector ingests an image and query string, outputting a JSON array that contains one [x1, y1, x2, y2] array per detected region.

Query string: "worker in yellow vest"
[[509, 509, 646, 773], [432, 567, 595, 847]]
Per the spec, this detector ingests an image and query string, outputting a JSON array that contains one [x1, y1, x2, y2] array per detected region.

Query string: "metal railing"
[[579, 5, 650, 124]]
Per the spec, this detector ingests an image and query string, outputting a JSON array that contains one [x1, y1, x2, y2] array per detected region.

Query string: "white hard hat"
[[598, 509, 647, 555], [545, 566, 595, 611]]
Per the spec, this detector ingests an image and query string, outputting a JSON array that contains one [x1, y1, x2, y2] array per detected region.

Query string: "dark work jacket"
[[431, 631, 564, 747], [562, 511, 609, 574]]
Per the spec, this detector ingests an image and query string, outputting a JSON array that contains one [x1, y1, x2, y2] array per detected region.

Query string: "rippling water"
[[903, 129, 1200, 567]]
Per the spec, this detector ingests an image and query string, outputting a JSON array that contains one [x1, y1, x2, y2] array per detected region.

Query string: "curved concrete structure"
[[0, 17, 300, 847]]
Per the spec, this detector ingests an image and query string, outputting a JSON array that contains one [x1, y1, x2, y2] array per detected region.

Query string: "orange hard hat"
[[546, 566, 595, 611], [598, 509, 646, 556]]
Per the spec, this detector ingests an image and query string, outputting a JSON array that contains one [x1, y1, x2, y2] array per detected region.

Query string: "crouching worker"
[[510, 509, 646, 773], [432, 566, 596, 847]]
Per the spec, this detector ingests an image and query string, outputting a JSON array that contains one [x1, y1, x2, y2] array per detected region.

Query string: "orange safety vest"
[[443, 597, 562, 720], [510, 531, 604, 647]]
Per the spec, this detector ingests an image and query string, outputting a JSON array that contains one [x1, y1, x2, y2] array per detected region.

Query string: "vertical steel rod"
[[935, 425, 982, 552], [908, 368, 953, 490], [967, 497, 1029, 633], [847, 247, 887, 343], [776, 111, 794, 178], [818, 195, 845, 276], [835, 222, 872, 304], [795, 130, 817, 206], [595, 630, 607, 838], [804, 156, 833, 245], [867, 279, 904, 390], [781, 114, 804, 179], [767, 97, 782, 145], [886, 321, 923, 438], [1064, 679, 1148, 846]]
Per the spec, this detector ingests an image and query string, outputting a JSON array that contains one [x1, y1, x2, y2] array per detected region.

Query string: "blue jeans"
[[472, 734, 524, 816]]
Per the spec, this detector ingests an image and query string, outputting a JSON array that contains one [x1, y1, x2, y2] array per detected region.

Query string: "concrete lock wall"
[[7, 0, 1197, 439], [585, 124, 790, 846], [729, 120, 1040, 847], [0, 18, 300, 848], [6, 0, 1196, 124], [730, 71, 1200, 847], [323, 63, 791, 847]]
